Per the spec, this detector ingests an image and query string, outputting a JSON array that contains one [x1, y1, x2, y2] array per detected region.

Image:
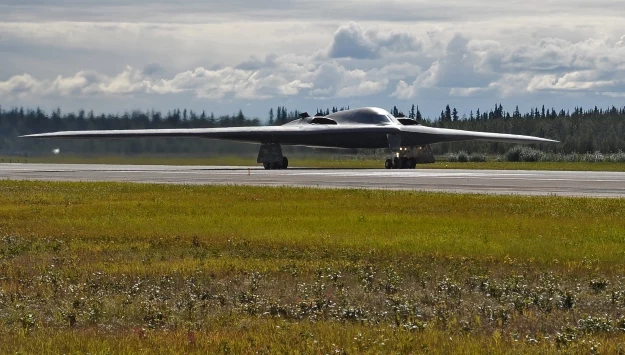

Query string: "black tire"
[[263, 162, 271, 170], [384, 159, 393, 169], [282, 157, 289, 169], [408, 158, 417, 169], [271, 162, 281, 170], [401, 157, 409, 169], [393, 157, 402, 169]]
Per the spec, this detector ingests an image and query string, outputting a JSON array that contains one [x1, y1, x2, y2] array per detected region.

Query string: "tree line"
[[423, 104, 625, 154], [1, 103, 624, 156]]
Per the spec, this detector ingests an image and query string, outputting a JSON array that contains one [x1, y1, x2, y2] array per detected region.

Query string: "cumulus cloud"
[[0, 74, 41, 98], [328, 23, 378, 59], [0, 59, 387, 101], [393, 32, 625, 100], [304, 62, 388, 98], [0, 66, 150, 99], [2, 18, 625, 115], [328, 22, 422, 59], [235, 54, 278, 71], [392, 34, 495, 98]]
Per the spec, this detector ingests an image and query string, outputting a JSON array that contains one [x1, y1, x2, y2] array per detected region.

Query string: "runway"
[[1, 163, 625, 198]]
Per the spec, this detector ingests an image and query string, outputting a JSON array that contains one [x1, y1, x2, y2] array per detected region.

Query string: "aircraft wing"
[[20, 124, 556, 148], [399, 125, 558, 145], [20, 125, 401, 145]]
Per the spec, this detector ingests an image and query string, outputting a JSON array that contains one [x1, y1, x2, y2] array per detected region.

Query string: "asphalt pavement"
[[1, 163, 624, 198]]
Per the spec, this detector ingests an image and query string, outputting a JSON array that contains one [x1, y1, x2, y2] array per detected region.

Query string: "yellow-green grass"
[[2, 181, 624, 265], [3, 154, 625, 171], [3, 322, 624, 354], [1, 181, 625, 352]]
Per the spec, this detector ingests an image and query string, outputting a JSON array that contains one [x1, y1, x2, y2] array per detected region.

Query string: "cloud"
[[50, 71, 103, 96], [328, 22, 422, 59], [4, 0, 624, 26], [2, 16, 625, 117], [328, 23, 379, 59], [0, 66, 149, 98], [235, 54, 278, 71], [393, 32, 625, 100], [5, 26, 625, 106], [0, 74, 41, 98], [305, 62, 388, 98], [142, 63, 167, 77], [392, 34, 495, 98], [0, 59, 387, 101]]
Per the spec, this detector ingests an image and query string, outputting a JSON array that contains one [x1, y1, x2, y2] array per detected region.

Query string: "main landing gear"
[[385, 157, 417, 169], [258, 143, 288, 170], [384, 145, 435, 169], [262, 157, 289, 170]]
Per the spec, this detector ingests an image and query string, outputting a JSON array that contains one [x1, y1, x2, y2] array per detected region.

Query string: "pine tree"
[[269, 108, 274, 125], [445, 105, 452, 122], [236, 110, 245, 125], [276, 107, 281, 124]]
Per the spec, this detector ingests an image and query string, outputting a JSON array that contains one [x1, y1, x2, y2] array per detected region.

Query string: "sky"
[[1, 0, 624, 121]]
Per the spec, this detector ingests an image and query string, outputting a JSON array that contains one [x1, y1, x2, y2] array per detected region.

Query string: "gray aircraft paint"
[[21, 107, 557, 149]]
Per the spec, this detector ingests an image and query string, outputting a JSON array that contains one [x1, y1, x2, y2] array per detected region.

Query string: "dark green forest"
[[1, 103, 624, 156]]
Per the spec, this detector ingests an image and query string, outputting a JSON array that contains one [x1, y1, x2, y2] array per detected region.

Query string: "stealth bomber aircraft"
[[22, 107, 557, 169]]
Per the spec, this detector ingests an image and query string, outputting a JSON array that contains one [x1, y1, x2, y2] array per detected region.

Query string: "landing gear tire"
[[384, 159, 393, 169], [393, 157, 402, 169], [271, 162, 281, 170], [408, 158, 417, 169], [282, 157, 289, 169], [263, 162, 272, 170], [401, 157, 409, 169]]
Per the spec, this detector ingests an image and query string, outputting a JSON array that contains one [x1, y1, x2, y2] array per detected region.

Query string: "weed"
[[0, 181, 624, 352]]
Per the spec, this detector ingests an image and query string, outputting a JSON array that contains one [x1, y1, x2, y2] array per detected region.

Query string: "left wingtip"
[[19, 133, 53, 138]]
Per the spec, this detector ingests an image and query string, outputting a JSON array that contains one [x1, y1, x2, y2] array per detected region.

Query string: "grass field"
[[1, 181, 625, 353], [3, 154, 625, 171]]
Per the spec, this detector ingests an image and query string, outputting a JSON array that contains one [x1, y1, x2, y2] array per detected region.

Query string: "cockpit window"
[[386, 114, 401, 124], [327, 109, 394, 125], [343, 114, 393, 125]]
